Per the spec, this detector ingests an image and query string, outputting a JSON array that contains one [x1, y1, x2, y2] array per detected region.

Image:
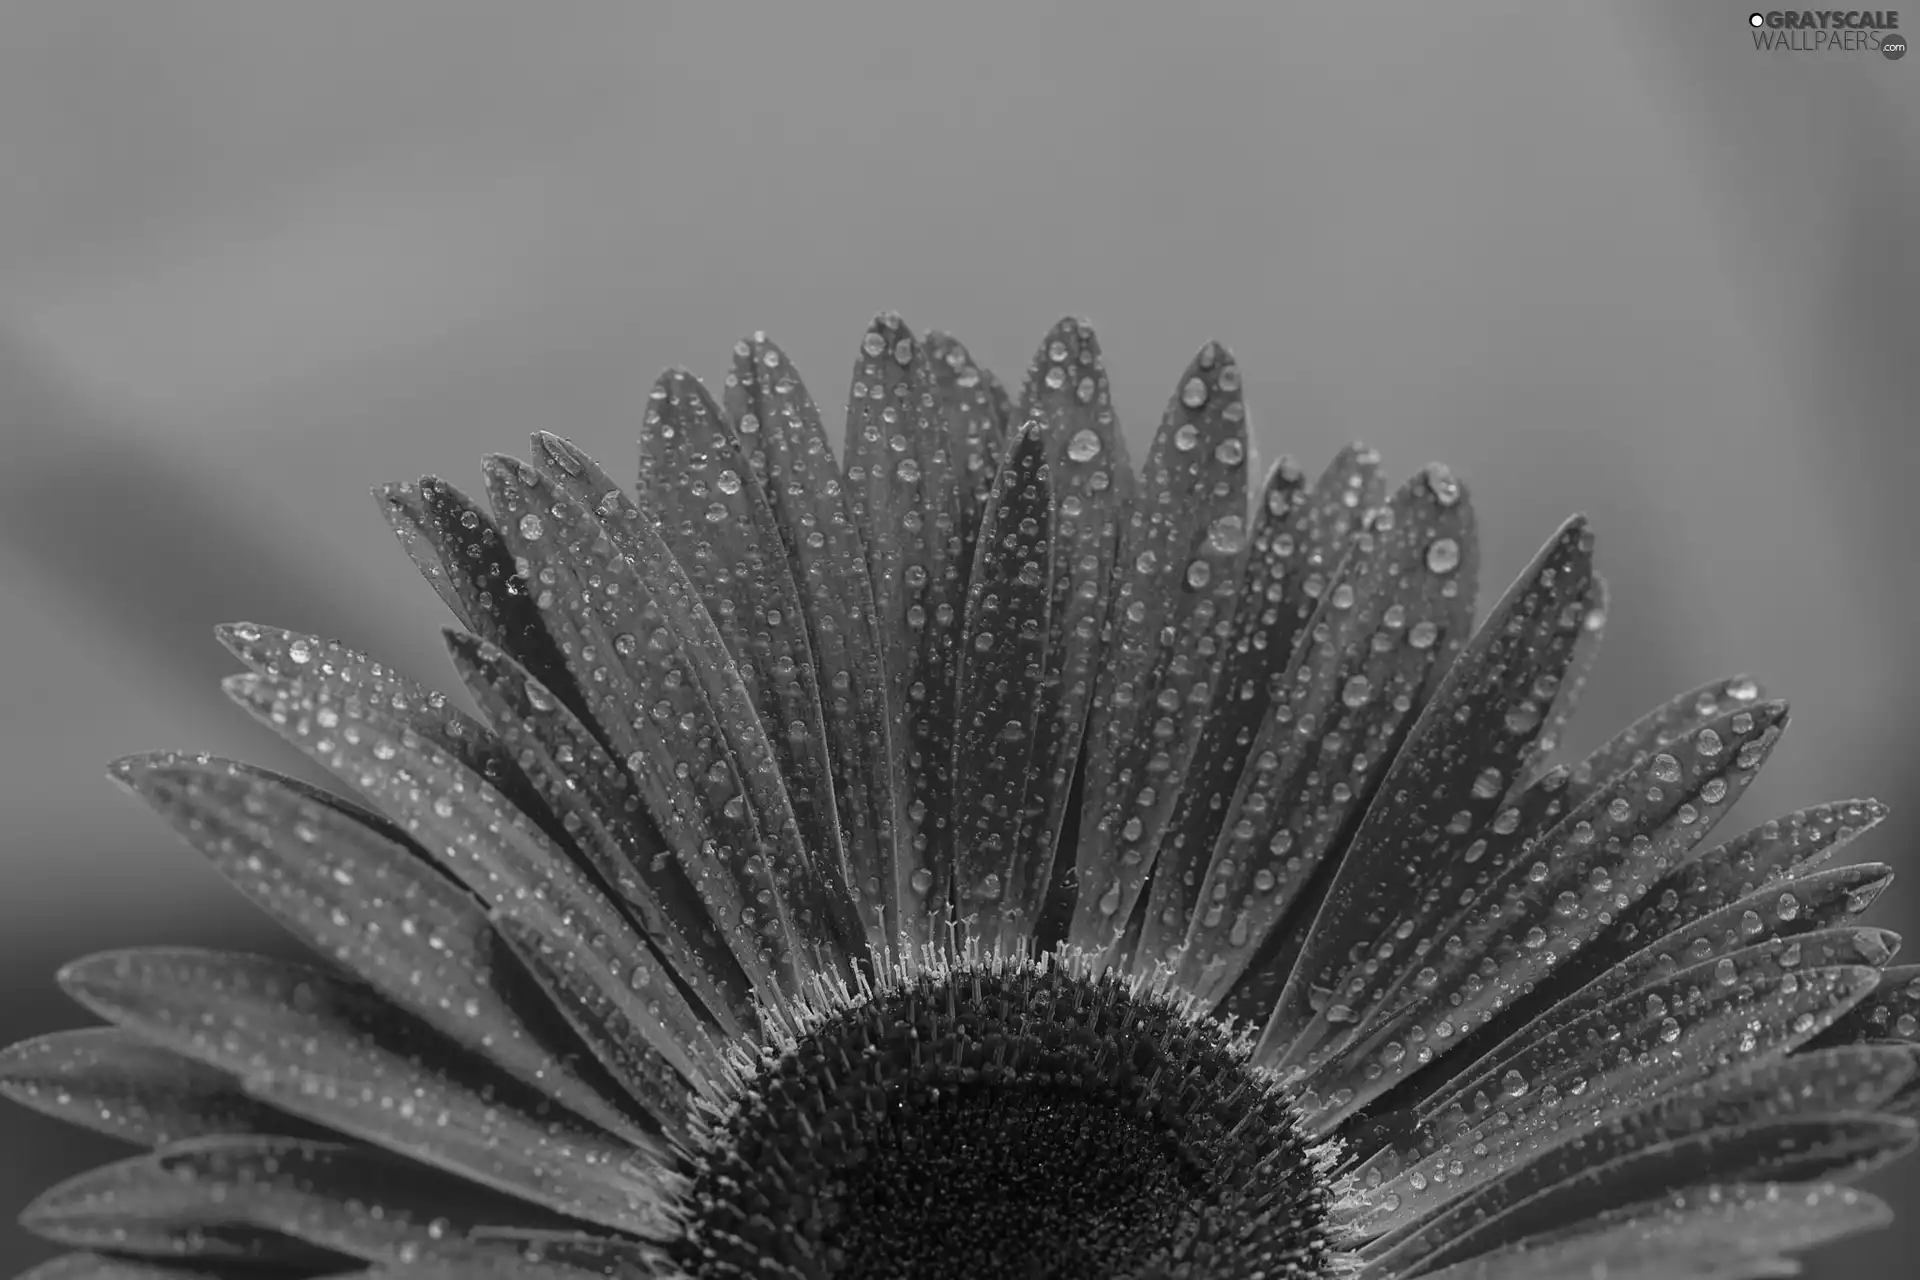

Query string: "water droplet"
[[715, 469, 742, 496], [1408, 621, 1438, 650], [1214, 437, 1244, 467], [1425, 538, 1460, 574], [909, 868, 934, 895], [1067, 428, 1103, 463], [1186, 559, 1213, 590], [1181, 377, 1208, 409], [1174, 423, 1200, 451], [518, 514, 544, 540], [1208, 514, 1246, 554]]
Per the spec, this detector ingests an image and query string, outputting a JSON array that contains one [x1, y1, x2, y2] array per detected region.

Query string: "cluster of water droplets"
[[1068, 340, 1250, 960]]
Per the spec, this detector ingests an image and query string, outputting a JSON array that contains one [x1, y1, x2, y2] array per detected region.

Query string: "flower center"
[[679, 959, 1339, 1280]]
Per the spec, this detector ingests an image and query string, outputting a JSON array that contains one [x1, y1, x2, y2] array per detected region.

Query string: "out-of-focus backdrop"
[[0, 1, 1914, 1273]]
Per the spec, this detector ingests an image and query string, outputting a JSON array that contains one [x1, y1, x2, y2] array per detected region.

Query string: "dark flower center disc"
[[680, 963, 1338, 1280]]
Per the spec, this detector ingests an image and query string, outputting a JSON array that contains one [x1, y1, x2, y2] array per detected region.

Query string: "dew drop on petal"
[[1425, 538, 1460, 574], [1067, 429, 1103, 463]]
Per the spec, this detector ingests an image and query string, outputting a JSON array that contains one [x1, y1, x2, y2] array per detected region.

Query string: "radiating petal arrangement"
[[2, 315, 1910, 1280]]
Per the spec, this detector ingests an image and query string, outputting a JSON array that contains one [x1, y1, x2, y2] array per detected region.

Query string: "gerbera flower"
[[3, 314, 1913, 1280]]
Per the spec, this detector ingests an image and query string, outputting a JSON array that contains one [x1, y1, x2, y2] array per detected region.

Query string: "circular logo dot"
[[1881, 32, 1907, 59], [1749, 12, 1765, 26]]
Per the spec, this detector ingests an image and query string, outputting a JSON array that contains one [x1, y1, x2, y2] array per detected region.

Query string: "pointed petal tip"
[[0, 1030, 68, 1078], [1334, 440, 1383, 470], [1036, 314, 1103, 352], [1857, 927, 1903, 967], [1847, 866, 1897, 912], [16, 1182, 69, 1235], [528, 431, 588, 476], [655, 366, 704, 394], [733, 329, 786, 359], [52, 950, 123, 1001], [103, 754, 147, 787]]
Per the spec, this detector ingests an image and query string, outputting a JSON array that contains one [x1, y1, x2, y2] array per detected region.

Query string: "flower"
[[2, 313, 1914, 1280]]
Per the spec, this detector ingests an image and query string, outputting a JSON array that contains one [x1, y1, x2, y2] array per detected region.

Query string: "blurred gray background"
[[0, 1, 1914, 1274]]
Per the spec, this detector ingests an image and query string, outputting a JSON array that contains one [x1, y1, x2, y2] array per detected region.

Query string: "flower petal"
[[1172, 464, 1477, 1010], [221, 671, 716, 1086], [22, 1136, 572, 1266], [1262, 518, 1598, 1073], [1817, 963, 1920, 1046], [443, 629, 753, 1036], [1579, 800, 1891, 988], [1413, 1182, 1890, 1280], [951, 423, 1053, 947], [1013, 320, 1132, 912], [1367, 1043, 1918, 1274], [215, 623, 559, 845], [0, 1028, 305, 1148], [1399, 864, 1896, 1117], [1516, 574, 1608, 786], [488, 913, 701, 1141], [840, 314, 969, 949], [1564, 675, 1772, 809], [1068, 341, 1251, 963], [377, 477, 584, 724], [1352, 944, 1880, 1234], [509, 438, 863, 990], [58, 949, 679, 1237], [1415, 925, 1899, 1131], [109, 751, 650, 1141], [634, 372, 846, 921], [1295, 696, 1791, 1124], [721, 334, 902, 956], [1419, 1119, 1911, 1277], [1133, 446, 1384, 980], [931, 331, 1009, 575], [14, 1257, 257, 1280]]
